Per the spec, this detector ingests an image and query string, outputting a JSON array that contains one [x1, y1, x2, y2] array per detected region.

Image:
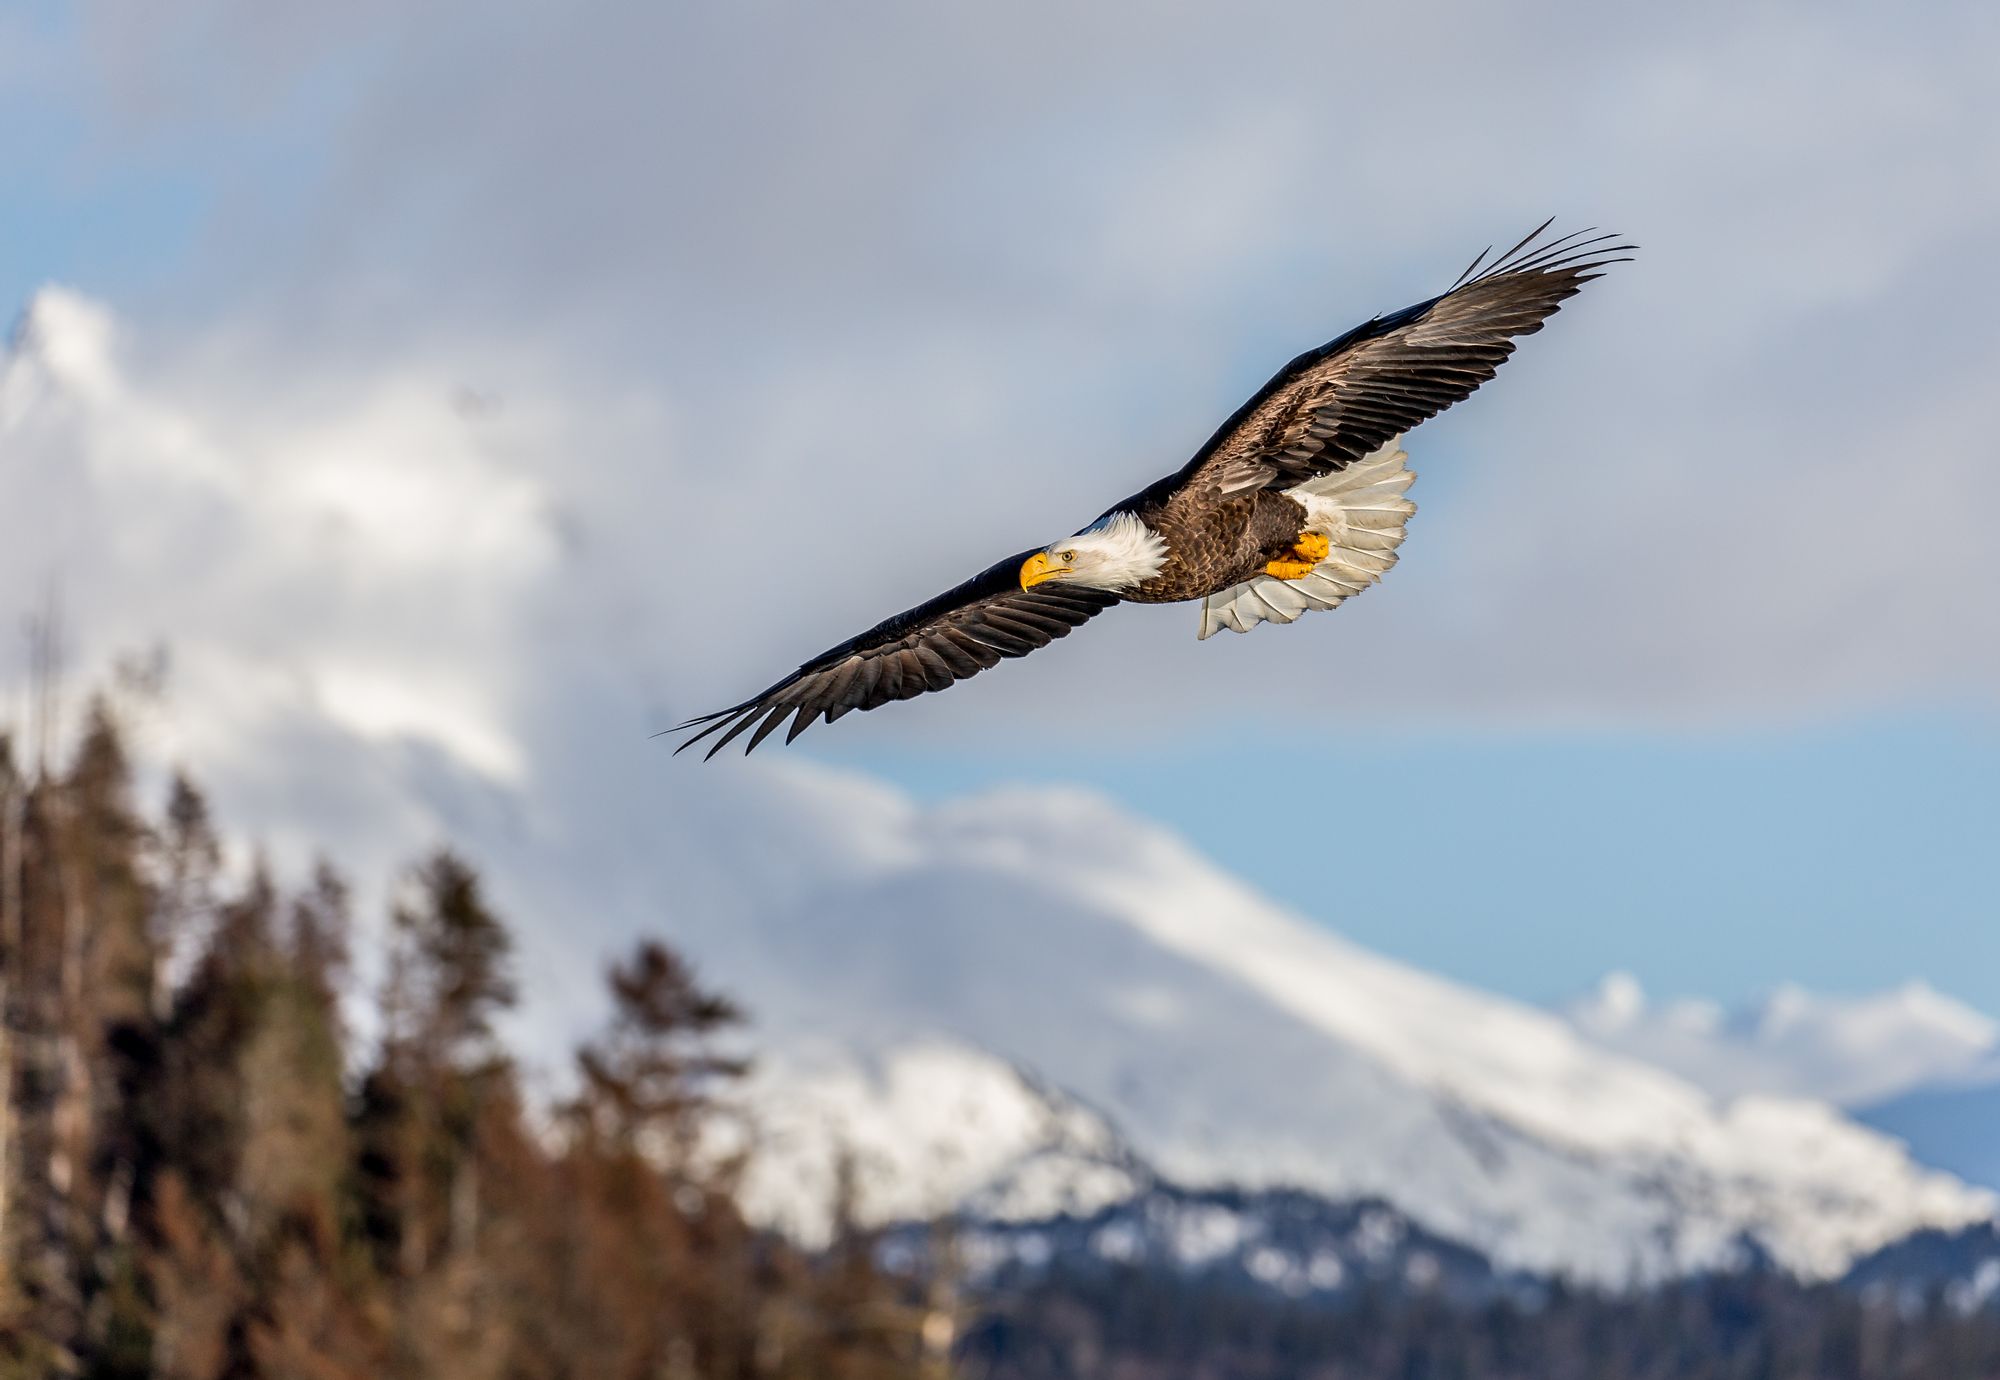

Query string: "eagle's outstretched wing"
[[1167, 222, 1632, 499], [671, 551, 1118, 758]]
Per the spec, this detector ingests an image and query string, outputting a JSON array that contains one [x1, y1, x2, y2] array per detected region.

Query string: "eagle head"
[[1019, 512, 1167, 592]]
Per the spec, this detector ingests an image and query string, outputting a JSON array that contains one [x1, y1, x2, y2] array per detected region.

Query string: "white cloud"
[[1, 287, 558, 885], [5, 8, 1999, 745], [1563, 972, 2000, 1108], [36, 0, 1997, 738]]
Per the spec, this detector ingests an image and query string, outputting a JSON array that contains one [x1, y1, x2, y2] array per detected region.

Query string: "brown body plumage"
[[1123, 489, 1309, 604]]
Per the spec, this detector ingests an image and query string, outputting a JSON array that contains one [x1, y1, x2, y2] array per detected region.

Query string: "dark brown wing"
[[1166, 223, 1632, 499], [671, 550, 1119, 758]]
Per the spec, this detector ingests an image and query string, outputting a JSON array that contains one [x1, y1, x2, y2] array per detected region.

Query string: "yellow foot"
[[1264, 532, 1329, 580]]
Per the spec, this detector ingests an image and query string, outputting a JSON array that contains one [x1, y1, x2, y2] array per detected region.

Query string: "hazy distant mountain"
[[657, 770, 1992, 1285], [1856, 1081, 2000, 1193], [1846, 1221, 2000, 1313], [1560, 971, 2000, 1190], [884, 1183, 1520, 1307], [1561, 971, 2000, 1107]]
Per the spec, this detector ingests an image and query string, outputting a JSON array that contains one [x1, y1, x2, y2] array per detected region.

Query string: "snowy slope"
[[646, 771, 1993, 1284], [733, 1039, 1145, 1240]]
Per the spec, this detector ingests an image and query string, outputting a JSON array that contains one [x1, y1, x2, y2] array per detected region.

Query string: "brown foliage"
[[0, 702, 937, 1378]]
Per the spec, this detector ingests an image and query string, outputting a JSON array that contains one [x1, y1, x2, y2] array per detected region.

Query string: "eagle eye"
[[1061, 550, 1076, 563]]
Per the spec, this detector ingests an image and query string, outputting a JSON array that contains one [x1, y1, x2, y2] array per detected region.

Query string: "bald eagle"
[[676, 223, 1630, 757]]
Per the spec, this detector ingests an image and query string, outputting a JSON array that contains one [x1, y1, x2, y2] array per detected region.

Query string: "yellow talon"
[[1264, 531, 1329, 579]]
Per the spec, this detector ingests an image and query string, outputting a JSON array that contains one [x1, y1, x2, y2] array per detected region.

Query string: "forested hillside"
[[959, 1263, 2000, 1380], [0, 698, 942, 1378]]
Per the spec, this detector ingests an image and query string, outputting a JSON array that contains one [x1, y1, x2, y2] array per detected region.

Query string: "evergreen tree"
[[572, 939, 747, 1162]]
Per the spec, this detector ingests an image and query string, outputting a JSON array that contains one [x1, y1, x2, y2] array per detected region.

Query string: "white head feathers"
[[1045, 511, 1168, 591]]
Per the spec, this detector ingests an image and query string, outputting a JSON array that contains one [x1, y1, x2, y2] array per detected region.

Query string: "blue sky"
[[2, 1, 1995, 1026]]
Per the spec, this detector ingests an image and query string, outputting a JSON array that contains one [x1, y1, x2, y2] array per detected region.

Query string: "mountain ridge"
[[664, 767, 1994, 1284]]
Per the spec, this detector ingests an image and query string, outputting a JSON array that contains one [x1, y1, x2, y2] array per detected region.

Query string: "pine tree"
[[0, 701, 161, 1372], [154, 777, 221, 1022], [354, 850, 520, 1376], [572, 940, 747, 1162]]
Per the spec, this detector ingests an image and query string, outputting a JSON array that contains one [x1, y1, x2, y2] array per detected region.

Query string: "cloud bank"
[[6, 0, 1994, 756]]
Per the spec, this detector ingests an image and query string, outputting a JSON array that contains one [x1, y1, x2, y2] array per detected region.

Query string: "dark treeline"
[[0, 699, 941, 1379], [968, 1265, 2000, 1380]]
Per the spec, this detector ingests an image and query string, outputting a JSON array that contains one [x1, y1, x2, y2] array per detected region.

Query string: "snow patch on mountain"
[[734, 1039, 1144, 1241]]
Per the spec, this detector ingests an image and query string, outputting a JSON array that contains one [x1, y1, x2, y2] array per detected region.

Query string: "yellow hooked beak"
[[1019, 551, 1061, 589]]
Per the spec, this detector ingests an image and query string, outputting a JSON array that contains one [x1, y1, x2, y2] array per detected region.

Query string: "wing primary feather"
[[1448, 242, 1494, 292], [1481, 216, 1558, 278], [665, 703, 741, 737], [741, 703, 795, 755], [697, 705, 768, 760], [783, 702, 820, 745], [672, 700, 760, 756], [1490, 225, 1597, 274], [1497, 234, 1624, 278], [1512, 243, 1636, 277], [1162, 222, 1628, 502]]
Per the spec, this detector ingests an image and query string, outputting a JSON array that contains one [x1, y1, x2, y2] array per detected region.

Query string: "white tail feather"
[[1197, 437, 1416, 639]]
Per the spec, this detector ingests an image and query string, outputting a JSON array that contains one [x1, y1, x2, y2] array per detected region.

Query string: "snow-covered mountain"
[[652, 770, 1993, 1285], [734, 1039, 1147, 1238]]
